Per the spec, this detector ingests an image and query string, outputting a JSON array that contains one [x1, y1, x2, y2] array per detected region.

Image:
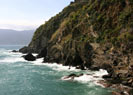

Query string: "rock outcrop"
[[19, 46, 35, 53], [23, 53, 36, 61], [12, 50, 18, 52]]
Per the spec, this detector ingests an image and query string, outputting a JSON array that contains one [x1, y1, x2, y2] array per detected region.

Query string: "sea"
[[0, 45, 112, 95]]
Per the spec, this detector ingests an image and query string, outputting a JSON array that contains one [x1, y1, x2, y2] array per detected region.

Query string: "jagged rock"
[[23, 53, 36, 61]]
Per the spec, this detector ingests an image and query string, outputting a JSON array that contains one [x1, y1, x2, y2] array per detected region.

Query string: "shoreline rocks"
[[12, 50, 18, 52], [19, 46, 35, 53], [98, 80, 133, 95], [61, 73, 84, 80], [23, 53, 36, 61], [20, 48, 133, 95]]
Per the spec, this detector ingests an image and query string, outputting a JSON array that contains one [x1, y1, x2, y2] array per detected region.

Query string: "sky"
[[0, 0, 74, 30]]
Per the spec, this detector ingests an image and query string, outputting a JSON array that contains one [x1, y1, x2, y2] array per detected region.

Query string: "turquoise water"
[[0, 45, 111, 95]]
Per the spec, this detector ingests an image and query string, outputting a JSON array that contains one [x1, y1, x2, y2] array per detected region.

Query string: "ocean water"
[[0, 45, 112, 95]]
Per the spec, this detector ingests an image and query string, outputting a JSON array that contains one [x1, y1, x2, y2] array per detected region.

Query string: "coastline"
[[18, 50, 133, 95], [18, 0, 133, 95]]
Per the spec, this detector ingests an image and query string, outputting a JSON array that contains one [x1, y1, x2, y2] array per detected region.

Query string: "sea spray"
[[0, 46, 111, 95]]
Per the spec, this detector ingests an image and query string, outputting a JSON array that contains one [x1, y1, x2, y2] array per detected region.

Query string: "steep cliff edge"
[[20, 0, 133, 89]]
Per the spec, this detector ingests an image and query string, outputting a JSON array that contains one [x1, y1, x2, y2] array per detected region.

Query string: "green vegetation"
[[30, 0, 133, 49]]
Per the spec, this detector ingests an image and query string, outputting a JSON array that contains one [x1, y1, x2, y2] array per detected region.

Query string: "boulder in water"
[[62, 73, 84, 80], [12, 50, 18, 52], [23, 53, 36, 61]]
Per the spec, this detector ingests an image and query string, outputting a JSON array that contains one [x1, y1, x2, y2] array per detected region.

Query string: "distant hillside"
[[0, 29, 34, 45]]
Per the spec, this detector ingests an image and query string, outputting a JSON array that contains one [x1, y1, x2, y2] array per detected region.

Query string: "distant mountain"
[[0, 29, 35, 45]]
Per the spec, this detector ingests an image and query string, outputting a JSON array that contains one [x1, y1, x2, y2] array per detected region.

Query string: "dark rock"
[[113, 60, 118, 66], [90, 65, 100, 71], [64, 55, 73, 66], [23, 53, 36, 61], [43, 56, 50, 63], [64, 51, 85, 70], [12, 50, 18, 52], [64, 73, 84, 79], [43, 56, 58, 63], [72, 52, 83, 66], [100, 64, 114, 74], [37, 47, 47, 58], [129, 89, 133, 95], [100, 64, 112, 70], [19, 46, 34, 53], [102, 75, 112, 79], [68, 74, 77, 77]]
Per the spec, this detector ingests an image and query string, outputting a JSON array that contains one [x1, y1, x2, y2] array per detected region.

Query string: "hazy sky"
[[0, 0, 73, 30]]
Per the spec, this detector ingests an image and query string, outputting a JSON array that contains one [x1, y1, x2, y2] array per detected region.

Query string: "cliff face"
[[20, 0, 133, 88]]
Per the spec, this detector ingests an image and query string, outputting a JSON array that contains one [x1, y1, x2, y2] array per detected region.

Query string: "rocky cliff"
[[20, 0, 133, 90]]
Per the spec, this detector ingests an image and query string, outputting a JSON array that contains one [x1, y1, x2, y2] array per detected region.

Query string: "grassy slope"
[[30, 0, 133, 50]]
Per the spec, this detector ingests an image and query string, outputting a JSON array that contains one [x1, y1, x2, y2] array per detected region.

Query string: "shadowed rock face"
[[19, 0, 133, 91], [37, 47, 47, 58]]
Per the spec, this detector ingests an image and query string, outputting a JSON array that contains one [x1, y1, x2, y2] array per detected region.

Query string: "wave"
[[0, 49, 26, 63], [0, 49, 108, 88], [0, 57, 26, 63], [32, 58, 80, 72], [31, 58, 108, 87], [61, 69, 108, 87]]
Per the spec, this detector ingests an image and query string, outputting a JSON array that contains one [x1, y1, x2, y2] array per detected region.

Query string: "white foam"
[[0, 49, 109, 88], [31, 58, 44, 64], [31, 58, 108, 85], [61, 69, 108, 87], [94, 69, 108, 77], [74, 74, 99, 82], [0, 50, 23, 57], [33, 53, 38, 56], [0, 57, 26, 63], [32, 60, 80, 72], [0, 50, 26, 63]]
